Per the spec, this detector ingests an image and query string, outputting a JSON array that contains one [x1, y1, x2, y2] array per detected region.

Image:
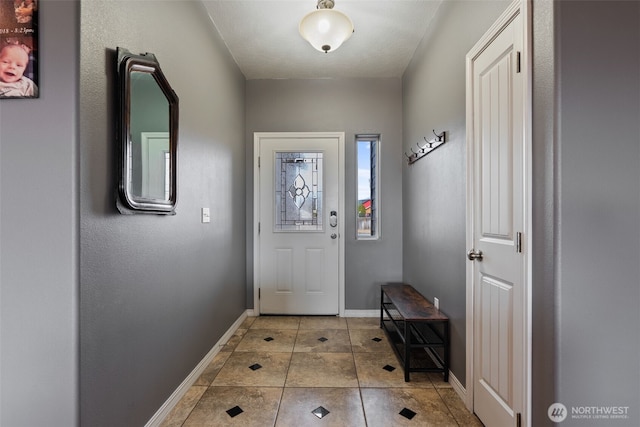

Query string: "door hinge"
[[516, 232, 522, 253], [258, 156, 261, 167], [258, 222, 261, 235], [516, 412, 522, 427], [258, 288, 261, 299], [516, 51, 521, 73]]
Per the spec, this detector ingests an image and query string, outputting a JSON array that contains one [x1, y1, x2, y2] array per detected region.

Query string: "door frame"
[[253, 132, 346, 316], [465, 0, 532, 425]]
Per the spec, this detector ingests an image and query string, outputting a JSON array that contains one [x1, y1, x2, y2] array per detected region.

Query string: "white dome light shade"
[[299, 9, 354, 53]]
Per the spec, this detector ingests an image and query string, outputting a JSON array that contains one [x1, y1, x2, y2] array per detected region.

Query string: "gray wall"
[[0, 2, 79, 426], [531, 0, 557, 424], [80, 1, 246, 426], [401, 0, 510, 387], [246, 79, 404, 309], [404, 0, 640, 424], [552, 1, 640, 425]]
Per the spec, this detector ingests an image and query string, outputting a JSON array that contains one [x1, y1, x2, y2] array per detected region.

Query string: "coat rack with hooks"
[[404, 130, 446, 165]]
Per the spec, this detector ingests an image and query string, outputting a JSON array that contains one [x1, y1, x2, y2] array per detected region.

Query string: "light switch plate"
[[201, 208, 210, 223]]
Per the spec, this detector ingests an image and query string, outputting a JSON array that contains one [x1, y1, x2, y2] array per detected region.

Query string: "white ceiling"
[[201, 0, 443, 80]]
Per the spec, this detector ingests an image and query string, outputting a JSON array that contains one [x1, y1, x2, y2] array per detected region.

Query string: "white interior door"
[[466, 2, 527, 426], [255, 132, 344, 315], [140, 132, 169, 200]]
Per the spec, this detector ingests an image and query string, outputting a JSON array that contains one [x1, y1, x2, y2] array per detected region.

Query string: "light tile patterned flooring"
[[160, 316, 483, 427]]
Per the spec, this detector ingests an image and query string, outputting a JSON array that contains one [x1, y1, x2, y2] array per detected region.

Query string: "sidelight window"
[[356, 135, 379, 239]]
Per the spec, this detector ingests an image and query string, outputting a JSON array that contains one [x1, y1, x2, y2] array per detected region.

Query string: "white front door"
[[255, 132, 344, 315], [466, 2, 528, 426]]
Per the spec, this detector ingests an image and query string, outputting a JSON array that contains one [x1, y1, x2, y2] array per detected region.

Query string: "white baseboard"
[[343, 309, 379, 317], [448, 370, 467, 406], [144, 310, 251, 427]]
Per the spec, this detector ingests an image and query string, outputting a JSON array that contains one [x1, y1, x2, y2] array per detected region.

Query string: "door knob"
[[467, 249, 483, 261], [331, 233, 337, 239]]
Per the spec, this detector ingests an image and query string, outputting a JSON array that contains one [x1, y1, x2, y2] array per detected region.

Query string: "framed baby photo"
[[0, 0, 38, 99]]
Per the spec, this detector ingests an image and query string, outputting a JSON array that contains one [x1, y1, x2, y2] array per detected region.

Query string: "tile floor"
[[160, 316, 484, 427]]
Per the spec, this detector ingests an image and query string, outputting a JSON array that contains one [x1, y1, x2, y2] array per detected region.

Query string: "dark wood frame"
[[116, 47, 179, 214]]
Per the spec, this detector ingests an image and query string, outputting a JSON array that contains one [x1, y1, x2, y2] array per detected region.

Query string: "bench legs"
[[404, 320, 411, 382], [443, 321, 449, 382], [380, 287, 449, 383], [403, 321, 448, 382]]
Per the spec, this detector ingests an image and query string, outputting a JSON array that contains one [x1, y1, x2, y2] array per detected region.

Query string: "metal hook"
[[407, 130, 447, 165]]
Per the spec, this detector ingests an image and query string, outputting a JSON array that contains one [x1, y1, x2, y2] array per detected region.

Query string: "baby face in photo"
[[0, 45, 29, 84]]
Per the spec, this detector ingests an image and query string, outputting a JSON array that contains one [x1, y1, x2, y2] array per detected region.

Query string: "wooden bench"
[[380, 283, 450, 382]]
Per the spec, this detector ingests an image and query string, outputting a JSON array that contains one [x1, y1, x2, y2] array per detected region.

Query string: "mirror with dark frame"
[[116, 47, 179, 214]]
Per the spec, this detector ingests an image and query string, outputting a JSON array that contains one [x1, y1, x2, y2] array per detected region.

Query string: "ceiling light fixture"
[[299, 0, 354, 53]]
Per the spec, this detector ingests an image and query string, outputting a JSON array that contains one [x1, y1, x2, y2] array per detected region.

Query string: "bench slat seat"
[[381, 283, 449, 321]]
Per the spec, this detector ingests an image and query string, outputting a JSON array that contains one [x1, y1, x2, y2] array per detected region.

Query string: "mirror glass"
[[116, 47, 178, 214]]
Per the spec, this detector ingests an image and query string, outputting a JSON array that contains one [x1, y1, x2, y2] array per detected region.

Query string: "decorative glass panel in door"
[[274, 152, 323, 232]]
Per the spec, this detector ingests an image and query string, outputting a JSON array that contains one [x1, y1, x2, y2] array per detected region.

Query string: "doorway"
[[465, 1, 531, 425], [254, 132, 345, 315]]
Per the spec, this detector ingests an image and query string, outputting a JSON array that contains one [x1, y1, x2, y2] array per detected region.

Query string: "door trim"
[[253, 132, 346, 316], [465, 0, 532, 425]]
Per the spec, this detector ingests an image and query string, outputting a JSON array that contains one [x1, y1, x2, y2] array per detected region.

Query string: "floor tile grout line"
[[347, 321, 369, 427], [177, 387, 200, 427], [434, 386, 465, 427], [183, 318, 243, 426], [349, 323, 371, 427], [346, 321, 368, 425], [177, 346, 241, 427], [271, 324, 298, 426], [178, 329, 245, 427]]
